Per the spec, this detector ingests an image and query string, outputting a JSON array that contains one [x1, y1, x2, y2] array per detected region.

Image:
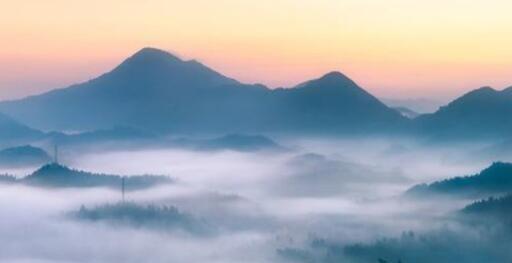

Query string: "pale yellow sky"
[[1, 0, 512, 100]]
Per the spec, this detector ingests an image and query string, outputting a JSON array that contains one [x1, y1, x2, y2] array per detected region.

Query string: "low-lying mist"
[[1, 137, 510, 262]]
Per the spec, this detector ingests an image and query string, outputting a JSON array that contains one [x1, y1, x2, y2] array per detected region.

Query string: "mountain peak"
[[453, 86, 497, 102], [321, 71, 348, 78], [318, 71, 353, 83], [105, 47, 238, 88], [133, 47, 179, 58], [295, 71, 358, 90], [501, 86, 512, 94], [126, 47, 182, 65], [475, 86, 496, 93], [312, 71, 360, 89]]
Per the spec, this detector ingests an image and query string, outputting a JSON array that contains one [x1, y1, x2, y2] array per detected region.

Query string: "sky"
[[1, 0, 512, 101]]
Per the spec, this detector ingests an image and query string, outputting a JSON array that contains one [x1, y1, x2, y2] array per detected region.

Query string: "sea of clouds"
[[0, 137, 506, 263]]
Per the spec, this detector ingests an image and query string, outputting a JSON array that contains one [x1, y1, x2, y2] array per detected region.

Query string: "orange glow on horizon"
[[1, 0, 512, 100]]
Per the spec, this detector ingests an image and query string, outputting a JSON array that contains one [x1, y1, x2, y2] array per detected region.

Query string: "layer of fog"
[[0, 137, 507, 262]]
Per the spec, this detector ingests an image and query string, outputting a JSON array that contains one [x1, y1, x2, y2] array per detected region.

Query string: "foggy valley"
[[2, 5, 512, 260], [1, 134, 511, 262]]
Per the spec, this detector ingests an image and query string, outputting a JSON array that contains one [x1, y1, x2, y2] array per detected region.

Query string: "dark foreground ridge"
[[405, 162, 512, 198], [461, 194, 512, 222]]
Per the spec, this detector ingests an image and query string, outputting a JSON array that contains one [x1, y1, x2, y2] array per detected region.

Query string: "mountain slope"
[[406, 162, 512, 198], [0, 47, 407, 135], [0, 145, 51, 167], [0, 112, 43, 142], [173, 134, 284, 152], [415, 86, 512, 139], [269, 72, 408, 133], [393, 107, 420, 119], [461, 194, 512, 222]]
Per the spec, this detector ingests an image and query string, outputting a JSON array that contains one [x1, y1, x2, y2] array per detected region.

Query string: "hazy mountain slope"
[[382, 97, 443, 113], [269, 72, 408, 134], [172, 134, 284, 152], [0, 47, 407, 135], [406, 162, 512, 198], [415, 87, 512, 139], [47, 126, 157, 146], [0, 145, 51, 167], [393, 106, 420, 119], [461, 194, 512, 222], [0, 112, 43, 143], [0, 48, 251, 131]]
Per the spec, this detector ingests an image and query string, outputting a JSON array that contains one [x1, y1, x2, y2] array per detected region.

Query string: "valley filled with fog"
[[1, 137, 509, 263], [4, 0, 512, 261], [1, 44, 512, 263]]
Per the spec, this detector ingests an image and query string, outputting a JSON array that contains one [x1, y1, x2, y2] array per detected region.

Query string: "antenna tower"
[[121, 176, 126, 203], [54, 144, 59, 164]]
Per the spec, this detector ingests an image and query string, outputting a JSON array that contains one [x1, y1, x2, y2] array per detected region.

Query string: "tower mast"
[[54, 144, 59, 164], [121, 176, 125, 203]]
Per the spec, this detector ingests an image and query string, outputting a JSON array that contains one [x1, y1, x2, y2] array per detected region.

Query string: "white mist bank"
[[0, 138, 502, 262]]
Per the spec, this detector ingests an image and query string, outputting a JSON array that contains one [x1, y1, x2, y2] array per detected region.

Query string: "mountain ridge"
[[414, 85, 512, 139], [0, 47, 407, 135], [406, 162, 512, 198]]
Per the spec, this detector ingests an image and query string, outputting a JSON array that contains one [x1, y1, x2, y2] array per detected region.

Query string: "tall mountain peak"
[[315, 71, 355, 86], [131, 47, 181, 61], [104, 47, 239, 90], [117, 47, 184, 71], [319, 71, 351, 81], [295, 71, 358, 91]]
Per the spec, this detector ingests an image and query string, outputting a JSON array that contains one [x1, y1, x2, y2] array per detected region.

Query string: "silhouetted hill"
[[203, 134, 282, 151], [415, 86, 512, 139], [22, 163, 172, 190], [0, 47, 407, 135], [393, 107, 419, 119], [47, 126, 157, 147], [0, 112, 43, 143], [0, 145, 51, 167], [406, 162, 512, 198], [72, 202, 212, 235], [173, 134, 284, 152]]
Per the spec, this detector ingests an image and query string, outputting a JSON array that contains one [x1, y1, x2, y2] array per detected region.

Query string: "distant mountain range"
[[382, 97, 444, 113], [0, 47, 510, 139], [172, 134, 284, 152], [44, 126, 157, 151], [393, 106, 420, 119], [0, 47, 407, 135]]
